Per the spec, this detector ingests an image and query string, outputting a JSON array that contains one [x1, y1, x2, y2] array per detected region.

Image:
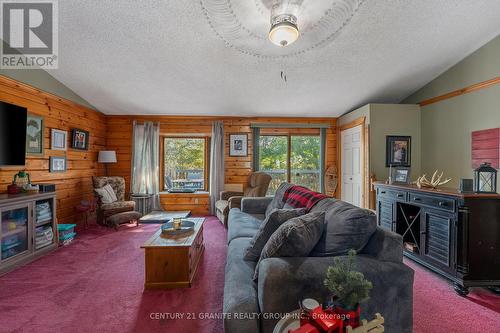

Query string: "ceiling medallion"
[[200, 0, 365, 59]]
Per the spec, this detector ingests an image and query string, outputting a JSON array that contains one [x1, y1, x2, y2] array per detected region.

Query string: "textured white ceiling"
[[48, 0, 500, 116]]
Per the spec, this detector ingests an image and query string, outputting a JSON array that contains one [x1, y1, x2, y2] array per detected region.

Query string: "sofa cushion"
[[224, 237, 260, 333], [101, 200, 135, 212], [265, 182, 294, 217], [311, 201, 377, 257], [253, 211, 325, 280], [244, 208, 306, 261], [227, 208, 262, 244]]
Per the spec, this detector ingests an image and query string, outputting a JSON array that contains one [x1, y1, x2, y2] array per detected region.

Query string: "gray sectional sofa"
[[223, 183, 414, 333]]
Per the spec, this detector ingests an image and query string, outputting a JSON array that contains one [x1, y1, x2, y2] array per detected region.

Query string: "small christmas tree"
[[324, 249, 373, 310]]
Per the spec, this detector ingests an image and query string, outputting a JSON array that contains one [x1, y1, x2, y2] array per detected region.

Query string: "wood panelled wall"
[[0, 76, 106, 225], [106, 116, 337, 215]]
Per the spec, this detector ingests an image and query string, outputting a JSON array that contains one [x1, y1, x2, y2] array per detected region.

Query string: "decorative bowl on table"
[[161, 219, 195, 236]]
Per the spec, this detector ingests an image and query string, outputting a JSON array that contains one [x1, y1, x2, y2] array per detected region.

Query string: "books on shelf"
[[35, 226, 54, 250], [36, 202, 52, 224]]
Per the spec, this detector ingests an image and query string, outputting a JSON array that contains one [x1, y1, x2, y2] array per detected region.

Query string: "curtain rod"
[[133, 120, 216, 126], [250, 123, 331, 129]]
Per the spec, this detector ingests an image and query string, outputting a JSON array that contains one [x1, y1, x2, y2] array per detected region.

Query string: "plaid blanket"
[[282, 185, 328, 212]]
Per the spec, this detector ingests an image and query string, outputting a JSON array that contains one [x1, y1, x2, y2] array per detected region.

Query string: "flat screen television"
[[0, 101, 27, 166]]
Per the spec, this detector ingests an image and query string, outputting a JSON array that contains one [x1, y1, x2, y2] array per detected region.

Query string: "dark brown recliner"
[[215, 172, 272, 227]]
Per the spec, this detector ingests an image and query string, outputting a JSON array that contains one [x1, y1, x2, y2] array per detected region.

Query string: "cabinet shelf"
[[35, 219, 53, 227], [1, 226, 27, 238]]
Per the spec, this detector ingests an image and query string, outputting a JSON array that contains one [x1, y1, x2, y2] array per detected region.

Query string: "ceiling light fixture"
[[268, 14, 299, 47]]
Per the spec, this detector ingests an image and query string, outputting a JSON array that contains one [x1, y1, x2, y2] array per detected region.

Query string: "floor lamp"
[[98, 151, 117, 176]]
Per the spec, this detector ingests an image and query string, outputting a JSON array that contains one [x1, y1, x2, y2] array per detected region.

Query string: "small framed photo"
[[71, 128, 89, 150], [229, 134, 248, 157], [49, 156, 67, 172], [26, 114, 44, 156], [391, 167, 411, 184], [386, 136, 411, 167], [51, 129, 67, 151]]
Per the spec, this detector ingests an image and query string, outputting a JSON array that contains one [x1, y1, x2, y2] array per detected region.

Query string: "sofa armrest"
[[228, 196, 243, 209], [220, 191, 244, 201], [257, 255, 414, 333], [360, 227, 404, 263], [241, 197, 273, 215]]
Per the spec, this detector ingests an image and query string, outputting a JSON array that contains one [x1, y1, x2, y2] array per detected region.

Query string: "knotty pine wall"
[[106, 116, 337, 215], [0, 75, 106, 226]]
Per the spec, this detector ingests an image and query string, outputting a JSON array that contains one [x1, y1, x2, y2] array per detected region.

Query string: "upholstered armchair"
[[215, 171, 272, 227], [92, 176, 136, 226]]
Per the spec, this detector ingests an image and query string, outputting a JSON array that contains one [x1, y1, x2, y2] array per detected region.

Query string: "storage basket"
[[57, 224, 76, 240]]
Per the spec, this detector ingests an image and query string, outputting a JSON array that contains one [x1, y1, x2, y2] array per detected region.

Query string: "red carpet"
[[0, 216, 227, 333], [0, 216, 499, 333], [406, 259, 500, 332]]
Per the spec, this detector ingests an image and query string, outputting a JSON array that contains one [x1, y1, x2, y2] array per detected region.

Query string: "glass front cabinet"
[[0, 193, 57, 275]]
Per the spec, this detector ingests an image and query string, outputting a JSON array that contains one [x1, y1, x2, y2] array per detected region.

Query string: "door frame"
[[338, 117, 368, 207]]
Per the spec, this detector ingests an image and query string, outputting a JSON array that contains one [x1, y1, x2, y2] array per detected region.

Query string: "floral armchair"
[[92, 176, 135, 226]]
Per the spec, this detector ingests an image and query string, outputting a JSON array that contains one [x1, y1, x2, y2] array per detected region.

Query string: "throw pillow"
[[244, 207, 306, 261], [95, 184, 118, 204], [310, 201, 377, 257], [103, 184, 118, 202], [253, 211, 325, 280]]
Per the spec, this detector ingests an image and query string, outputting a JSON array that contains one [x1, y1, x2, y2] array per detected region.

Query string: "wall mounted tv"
[[0, 101, 27, 166]]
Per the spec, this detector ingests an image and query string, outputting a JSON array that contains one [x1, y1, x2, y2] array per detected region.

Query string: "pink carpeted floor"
[[0, 216, 499, 333]]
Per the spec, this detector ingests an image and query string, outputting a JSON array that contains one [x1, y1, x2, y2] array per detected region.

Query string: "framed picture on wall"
[[229, 133, 248, 157], [49, 156, 67, 172], [51, 129, 68, 151], [386, 136, 411, 167], [71, 128, 89, 150], [26, 114, 44, 156]]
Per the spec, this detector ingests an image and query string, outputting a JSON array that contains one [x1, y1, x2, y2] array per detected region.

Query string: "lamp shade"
[[98, 151, 117, 163]]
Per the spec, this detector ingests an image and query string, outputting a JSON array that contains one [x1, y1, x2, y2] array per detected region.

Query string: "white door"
[[341, 125, 363, 207]]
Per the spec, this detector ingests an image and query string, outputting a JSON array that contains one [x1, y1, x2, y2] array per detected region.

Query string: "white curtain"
[[131, 121, 161, 210], [209, 121, 225, 215]]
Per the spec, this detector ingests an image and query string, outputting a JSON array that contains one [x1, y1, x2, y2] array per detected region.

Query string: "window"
[[162, 137, 209, 191], [259, 134, 321, 195]]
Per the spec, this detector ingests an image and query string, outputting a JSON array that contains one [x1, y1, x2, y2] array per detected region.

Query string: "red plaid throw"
[[282, 185, 328, 212]]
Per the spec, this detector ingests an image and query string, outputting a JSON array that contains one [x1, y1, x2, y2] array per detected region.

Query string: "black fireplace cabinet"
[[374, 182, 500, 296]]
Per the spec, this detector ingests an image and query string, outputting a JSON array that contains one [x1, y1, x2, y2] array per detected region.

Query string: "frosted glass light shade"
[[269, 22, 299, 47], [98, 151, 117, 163]]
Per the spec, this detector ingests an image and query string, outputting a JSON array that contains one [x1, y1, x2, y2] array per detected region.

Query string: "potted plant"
[[324, 249, 373, 329]]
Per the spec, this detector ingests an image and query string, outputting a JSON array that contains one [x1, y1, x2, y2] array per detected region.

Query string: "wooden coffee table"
[[141, 217, 205, 289]]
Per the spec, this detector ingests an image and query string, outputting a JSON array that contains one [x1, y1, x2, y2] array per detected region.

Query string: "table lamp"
[[98, 151, 117, 176]]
